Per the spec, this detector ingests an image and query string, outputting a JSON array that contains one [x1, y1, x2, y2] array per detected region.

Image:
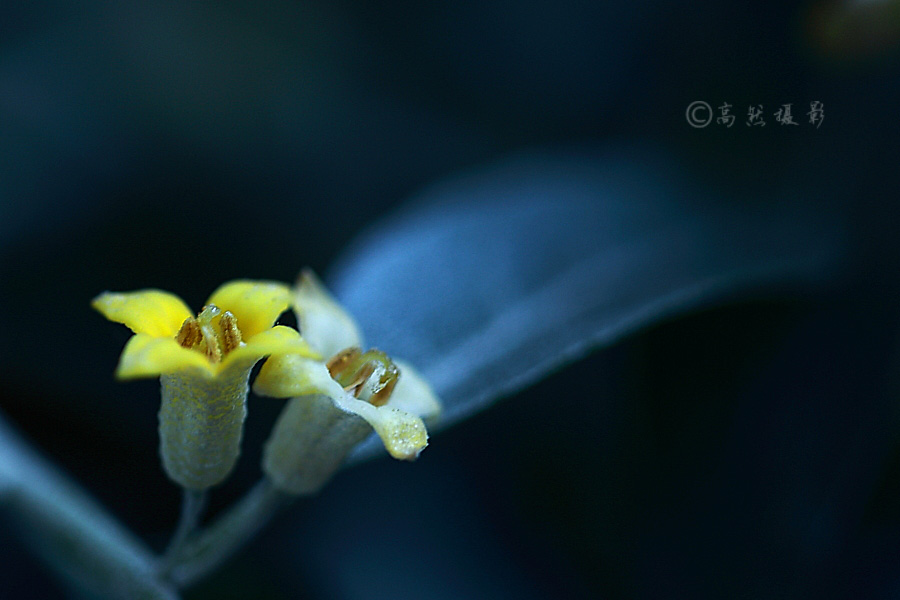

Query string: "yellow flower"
[[254, 270, 441, 495], [93, 280, 317, 490]]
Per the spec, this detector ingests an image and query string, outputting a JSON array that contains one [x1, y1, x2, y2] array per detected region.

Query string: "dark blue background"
[[1, 1, 898, 598]]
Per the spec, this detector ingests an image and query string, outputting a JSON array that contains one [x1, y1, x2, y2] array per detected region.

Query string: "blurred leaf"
[[328, 146, 844, 460], [0, 411, 177, 600]]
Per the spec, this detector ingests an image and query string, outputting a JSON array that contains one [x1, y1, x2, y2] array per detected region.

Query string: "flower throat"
[[175, 305, 242, 363]]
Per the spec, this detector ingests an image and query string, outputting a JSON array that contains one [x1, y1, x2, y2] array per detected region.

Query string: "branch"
[[168, 479, 293, 589], [0, 411, 178, 600]]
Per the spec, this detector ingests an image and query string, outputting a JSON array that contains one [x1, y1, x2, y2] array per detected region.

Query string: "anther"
[[175, 318, 202, 348], [342, 362, 376, 396], [368, 368, 399, 407], [326, 347, 400, 406], [219, 311, 242, 354], [326, 347, 361, 378], [171, 305, 242, 363]]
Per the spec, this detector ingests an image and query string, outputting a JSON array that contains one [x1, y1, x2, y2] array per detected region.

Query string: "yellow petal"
[[334, 396, 429, 460], [253, 353, 326, 398], [116, 334, 213, 379], [221, 325, 320, 373], [92, 290, 193, 337], [293, 269, 363, 357], [389, 359, 442, 424], [254, 357, 428, 460], [206, 280, 291, 339]]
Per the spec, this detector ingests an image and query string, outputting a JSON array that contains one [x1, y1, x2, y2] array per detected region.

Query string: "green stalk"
[[0, 411, 178, 600], [168, 479, 293, 588]]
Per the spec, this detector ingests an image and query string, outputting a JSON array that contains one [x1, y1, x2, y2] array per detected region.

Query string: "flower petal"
[[253, 353, 326, 398], [389, 359, 442, 424], [254, 357, 428, 460], [221, 325, 320, 373], [92, 290, 193, 337], [206, 280, 291, 339], [116, 334, 213, 379], [293, 269, 363, 357], [334, 395, 429, 461]]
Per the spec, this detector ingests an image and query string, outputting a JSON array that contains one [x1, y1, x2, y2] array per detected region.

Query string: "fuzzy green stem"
[[0, 412, 178, 600], [168, 479, 293, 588], [158, 489, 206, 575]]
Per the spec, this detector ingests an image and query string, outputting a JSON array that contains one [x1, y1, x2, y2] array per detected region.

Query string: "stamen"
[[341, 362, 376, 396], [175, 318, 202, 348], [219, 311, 242, 354], [326, 347, 400, 406], [171, 305, 243, 363], [368, 370, 399, 407], [326, 347, 361, 378]]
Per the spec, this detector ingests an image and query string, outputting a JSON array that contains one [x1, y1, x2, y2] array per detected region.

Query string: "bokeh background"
[[1, 1, 899, 598]]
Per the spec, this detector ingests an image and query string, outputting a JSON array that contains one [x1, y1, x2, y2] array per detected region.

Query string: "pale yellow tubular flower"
[[253, 270, 442, 495], [93, 280, 317, 491], [256, 356, 429, 494], [256, 355, 429, 460]]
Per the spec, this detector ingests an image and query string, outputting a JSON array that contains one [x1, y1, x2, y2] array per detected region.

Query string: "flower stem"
[[167, 478, 293, 589], [158, 489, 206, 574]]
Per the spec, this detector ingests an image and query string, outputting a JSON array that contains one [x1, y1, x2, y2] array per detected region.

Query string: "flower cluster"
[[93, 272, 440, 495]]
